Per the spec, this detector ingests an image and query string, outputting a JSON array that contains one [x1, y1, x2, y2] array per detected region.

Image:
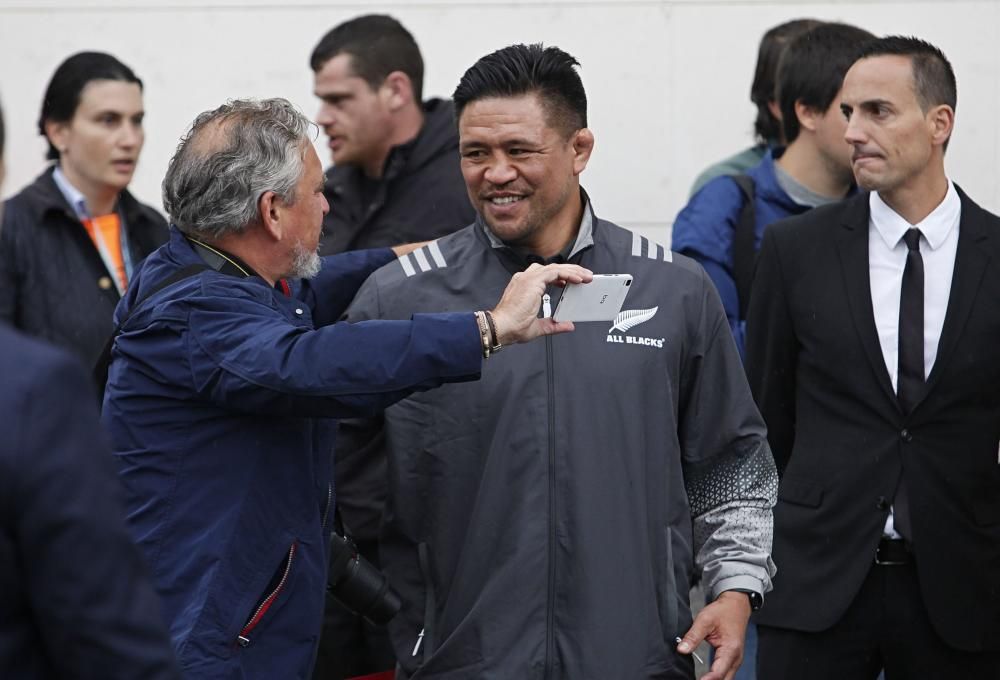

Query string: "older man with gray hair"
[[101, 98, 590, 679]]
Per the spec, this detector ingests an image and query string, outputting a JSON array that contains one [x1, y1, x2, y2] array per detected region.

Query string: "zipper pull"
[[542, 293, 552, 319], [412, 628, 425, 656], [237, 635, 250, 648]]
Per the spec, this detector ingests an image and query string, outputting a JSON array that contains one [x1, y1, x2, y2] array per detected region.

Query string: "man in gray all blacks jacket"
[[345, 44, 778, 680]]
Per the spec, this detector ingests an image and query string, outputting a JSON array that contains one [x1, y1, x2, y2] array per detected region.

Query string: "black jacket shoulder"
[[320, 99, 474, 255], [0, 168, 168, 367]]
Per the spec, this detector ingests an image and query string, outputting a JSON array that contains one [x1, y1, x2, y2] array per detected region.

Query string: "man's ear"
[[794, 99, 821, 133], [381, 71, 414, 112], [258, 190, 283, 241], [928, 104, 955, 150], [44, 120, 69, 155], [767, 100, 783, 123], [571, 128, 595, 176]]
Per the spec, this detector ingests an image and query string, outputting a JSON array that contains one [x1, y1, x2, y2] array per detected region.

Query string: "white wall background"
[[1, 0, 997, 247]]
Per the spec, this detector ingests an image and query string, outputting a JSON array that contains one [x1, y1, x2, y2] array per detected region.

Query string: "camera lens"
[[328, 532, 401, 625], [624, 279, 631, 286]]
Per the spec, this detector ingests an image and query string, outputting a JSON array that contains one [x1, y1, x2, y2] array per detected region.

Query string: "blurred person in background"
[[0, 95, 180, 680], [674, 22, 873, 357], [689, 18, 822, 196], [309, 15, 475, 679], [0, 51, 167, 368], [311, 14, 473, 255]]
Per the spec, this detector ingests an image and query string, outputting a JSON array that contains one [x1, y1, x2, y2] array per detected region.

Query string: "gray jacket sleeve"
[[677, 268, 777, 599]]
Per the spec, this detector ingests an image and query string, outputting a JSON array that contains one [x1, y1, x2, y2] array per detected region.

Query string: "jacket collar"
[[51, 166, 90, 220], [834, 185, 992, 416], [184, 235, 261, 280], [20, 165, 146, 228], [476, 188, 597, 272], [869, 181, 960, 252]]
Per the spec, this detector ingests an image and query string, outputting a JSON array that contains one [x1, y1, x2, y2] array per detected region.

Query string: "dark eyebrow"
[[860, 98, 893, 111], [317, 92, 351, 103]]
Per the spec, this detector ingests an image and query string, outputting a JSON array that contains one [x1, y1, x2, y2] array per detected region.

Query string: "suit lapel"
[[834, 194, 899, 408], [919, 188, 992, 402]]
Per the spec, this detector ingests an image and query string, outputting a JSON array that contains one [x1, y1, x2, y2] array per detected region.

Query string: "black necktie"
[[894, 227, 923, 539]]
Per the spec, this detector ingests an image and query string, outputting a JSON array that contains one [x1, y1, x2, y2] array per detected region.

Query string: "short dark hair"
[[310, 14, 424, 102], [453, 43, 587, 138], [855, 35, 957, 113], [750, 18, 825, 143], [38, 51, 142, 161], [777, 22, 875, 144]]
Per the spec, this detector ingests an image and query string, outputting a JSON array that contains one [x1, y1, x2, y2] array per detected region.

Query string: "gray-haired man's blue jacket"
[[102, 227, 484, 679]]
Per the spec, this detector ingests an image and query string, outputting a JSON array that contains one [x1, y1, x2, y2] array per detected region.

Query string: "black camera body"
[[327, 531, 401, 625]]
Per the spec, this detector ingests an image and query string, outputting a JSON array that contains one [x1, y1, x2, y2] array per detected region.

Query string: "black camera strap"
[[92, 262, 209, 402], [327, 506, 356, 583], [91, 236, 253, 403]]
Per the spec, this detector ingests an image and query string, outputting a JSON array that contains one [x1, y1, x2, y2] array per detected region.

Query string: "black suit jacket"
[[746, 188, 1000, 652], [0, 323, 179, 678]]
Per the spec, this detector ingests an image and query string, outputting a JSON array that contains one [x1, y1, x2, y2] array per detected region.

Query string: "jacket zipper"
[[412, 628, 425, 657], [543, 328, 557, 679], [321, 483, 333, 530], [237, 541, 297, 647], [415, 542, 436, 660]]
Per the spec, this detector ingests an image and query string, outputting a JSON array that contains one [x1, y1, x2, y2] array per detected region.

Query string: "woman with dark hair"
[[0, 51, 167, 368]]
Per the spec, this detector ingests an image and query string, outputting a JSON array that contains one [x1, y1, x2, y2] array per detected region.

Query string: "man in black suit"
[[747, 36, 1000, 678]]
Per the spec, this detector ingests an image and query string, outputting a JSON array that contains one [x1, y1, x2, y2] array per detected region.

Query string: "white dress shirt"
[[869, 180, 961, 537]]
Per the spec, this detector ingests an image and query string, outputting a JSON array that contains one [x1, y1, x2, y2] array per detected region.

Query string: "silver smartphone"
[[551, 274, 633, 322]]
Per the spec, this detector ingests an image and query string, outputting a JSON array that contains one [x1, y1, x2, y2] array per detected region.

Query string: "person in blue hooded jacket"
[[673, 22, 871, 357], [101, 97, 589, 680]]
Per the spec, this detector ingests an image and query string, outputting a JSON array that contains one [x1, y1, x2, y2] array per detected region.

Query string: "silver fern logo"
[[609, 307, 658, 333], [607, 307, 664, 349]]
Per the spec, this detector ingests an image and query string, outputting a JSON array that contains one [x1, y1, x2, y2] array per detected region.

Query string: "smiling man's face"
[[458, 92, 590, 252]]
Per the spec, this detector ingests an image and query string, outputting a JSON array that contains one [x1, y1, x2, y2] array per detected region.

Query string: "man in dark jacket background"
[[309, 15, 475, 678], [311, 14, 474, 255]]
